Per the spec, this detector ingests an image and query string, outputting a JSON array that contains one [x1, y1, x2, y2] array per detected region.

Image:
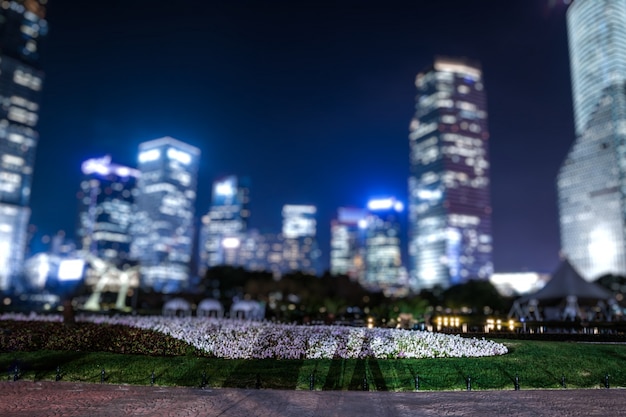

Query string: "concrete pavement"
[[0, 381, 624, 416]]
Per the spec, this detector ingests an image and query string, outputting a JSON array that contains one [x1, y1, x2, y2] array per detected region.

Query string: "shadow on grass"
[[220, 359, 304, 390], [322, 359, 344, 390], [367, 359, 388, 391], [1, 351, 89, 382]]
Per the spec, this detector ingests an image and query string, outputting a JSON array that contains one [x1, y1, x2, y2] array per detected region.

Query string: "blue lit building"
[[408, 57, 493, 291], [77, 156, 139, 267], [362, 198, 406, 295], [330, 207, 367, 280], [0, 1, 47, 291], [198, 175, 250, 276], [131, 137, 200, 293], [281, 204, 319, 276], [557, 0, 626, 280]]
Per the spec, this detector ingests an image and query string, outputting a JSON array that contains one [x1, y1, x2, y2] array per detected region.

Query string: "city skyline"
[[29, 0, 574, 273]]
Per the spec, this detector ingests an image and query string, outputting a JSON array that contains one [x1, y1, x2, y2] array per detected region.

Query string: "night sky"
[[30, 0, 574, 274]]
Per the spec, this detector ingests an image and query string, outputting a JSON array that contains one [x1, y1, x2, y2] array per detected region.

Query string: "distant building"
[[131, 137, 200, 293], [408, 56, 493, 291], [558, 1, 626, 280], [0, 1, 48, 291], [281, 204, 319, 276], [330, 207, 367, 280], [238, 230, 284, 277], [198, 175, 250, 276], [362, 198, 406, 296], [77, 156, 139, 267]]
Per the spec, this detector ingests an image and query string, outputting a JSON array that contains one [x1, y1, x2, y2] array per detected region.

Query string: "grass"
[[2, 319, 626, 390]]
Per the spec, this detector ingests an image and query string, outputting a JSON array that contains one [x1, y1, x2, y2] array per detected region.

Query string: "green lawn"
[[2, 340, 625, 391]]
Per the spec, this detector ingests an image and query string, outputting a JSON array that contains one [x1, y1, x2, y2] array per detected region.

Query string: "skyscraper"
[[198, 175, 250, 276], [281, 204, 319, 275], [558, 0, 626, 280], [567, 0, 626, 136], [408, 57, 493, 291], [131, 137, 200, 293], [362, 198, 406, 296], [330, 207, 367, 280], [0, 1, 47, 291], [77, 156, 139, 267]]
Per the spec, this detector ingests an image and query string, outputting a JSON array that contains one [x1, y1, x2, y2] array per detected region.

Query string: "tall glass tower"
[[131, 137, 200, 293], [558, 0, 626, 280], [77, 156, 139, 267], [198, 175, 250, 276], [408, 57, 493, 291], [281, 204, 319, 275], [0, 1, 47, 291], [330, 207, 367, 280], [362, 198, 406, 296], [567, 0, 626, 135]]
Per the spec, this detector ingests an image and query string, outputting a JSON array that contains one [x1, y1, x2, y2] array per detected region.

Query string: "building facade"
[[131, 137, 200, 293], [77, 156, 139, 267], [330, 207, 367, 280], [558, 0, 626, 280], [408, 57, 493, 291], [238, 230, 285, 278], [567, 0, 626, 136], [0, 0, 47, 291], [361, 198, 406, 296], [198, 175, 250, 276], [280, 204, 319, 276]]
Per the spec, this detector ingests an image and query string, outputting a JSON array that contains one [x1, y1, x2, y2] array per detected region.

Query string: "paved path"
[[1, 381, 625, 416]]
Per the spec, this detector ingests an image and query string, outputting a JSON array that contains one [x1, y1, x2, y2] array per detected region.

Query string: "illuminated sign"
[[57, 259, 85, 281], [138, 149, 161, 163], [82, 156, 139, 178], [215, 178, 235, 196], [367, 198, 403, 212], [417, 189, 442, 201], [283, 205, 317, 238], [167, 148, 192, 165], [222, 237, 241, 249]]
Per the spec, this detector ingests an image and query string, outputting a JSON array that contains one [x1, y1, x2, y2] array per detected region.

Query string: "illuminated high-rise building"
[[131, 137, 200, 293], [330, 207, 367, 280], [0, 1, 47, 291], [408, 57, 493, 291], [198, 175, 250, 276], [557, 1, 626, 280], [281, 204, 319, 275], [567, 0, 626, 136], [76, 156, 139, 267], [362, 198, 406, 295], [238, 230, 284, 278]]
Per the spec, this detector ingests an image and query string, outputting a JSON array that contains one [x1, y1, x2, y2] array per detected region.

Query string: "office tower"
[[557, 0, 626, 280], [238, 230, 284, 278], [362, 198, 405, 295], [567, 0, 626, 136], [131, 137, 200, 293], [281, 204, 319, 275], [408, 57, 493, 291], [198, 175, 250, 276], [0, 1, 47, 291], [330, 207, 367, 280], [76, 156, 139, 267]]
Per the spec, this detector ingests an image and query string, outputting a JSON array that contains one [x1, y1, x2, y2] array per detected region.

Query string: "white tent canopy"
[[509, 259, 616, 322], [162, 298, 192, 317]]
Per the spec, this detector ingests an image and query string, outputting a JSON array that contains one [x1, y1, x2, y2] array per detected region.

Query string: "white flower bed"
[[1, 313, 508, 359]]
